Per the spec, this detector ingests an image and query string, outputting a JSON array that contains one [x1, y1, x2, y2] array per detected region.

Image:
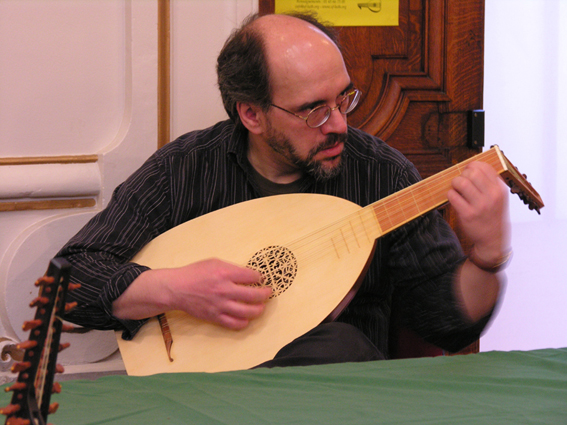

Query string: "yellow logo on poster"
[[275, 0, 399, 26]]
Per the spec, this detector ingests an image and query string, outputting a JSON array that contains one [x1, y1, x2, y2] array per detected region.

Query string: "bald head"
[[253, 14, 348, 104], [252, 13, 342, 56], [252, 13, 340, 57]]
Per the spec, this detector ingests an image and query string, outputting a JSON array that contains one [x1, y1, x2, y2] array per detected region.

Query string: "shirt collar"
[[225, 119, 347, 192], [226, 121, 254, 173]]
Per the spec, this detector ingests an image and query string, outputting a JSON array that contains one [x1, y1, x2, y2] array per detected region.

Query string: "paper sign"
[[275, 0, 399, 26]]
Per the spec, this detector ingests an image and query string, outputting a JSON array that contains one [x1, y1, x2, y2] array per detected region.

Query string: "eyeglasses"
[[270, 88, 361, 128]]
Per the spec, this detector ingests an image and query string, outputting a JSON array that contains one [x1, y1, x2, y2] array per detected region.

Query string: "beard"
[[265, 127, 347, 182]]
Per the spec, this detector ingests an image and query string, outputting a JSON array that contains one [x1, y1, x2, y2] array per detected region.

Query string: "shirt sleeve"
[[387, 162, 494, 353], [56, 152, 172, 340]]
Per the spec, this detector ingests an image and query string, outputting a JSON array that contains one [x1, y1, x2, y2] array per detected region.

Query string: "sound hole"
[[246, 246, 297, 298]]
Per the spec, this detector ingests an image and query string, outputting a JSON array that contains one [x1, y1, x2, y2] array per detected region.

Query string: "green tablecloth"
[[3, 348, 566, 424]]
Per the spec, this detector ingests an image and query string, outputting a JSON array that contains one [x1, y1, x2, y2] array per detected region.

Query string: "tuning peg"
[[6, 418, 31, 425], [58, 342, 70, 352], [55, 364, 64, 374], [29, 297, 49, 308], [527, 202, 540, 213], [22, 319, 42, 331], [68, 282, 81, 291], [35, 276, 55, 287], [0, 403, 21, 416], [61, 323, 75, 332], [10, 362, 31, 373], [4, 382, 26, 393], [51, 382, 62, 394], [48, 402, 59, 415], [64, 301, 78, 313], [15, 340, 37, 351]]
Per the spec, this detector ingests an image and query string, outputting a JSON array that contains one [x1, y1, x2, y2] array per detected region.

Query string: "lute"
[[116, 145, 543, 375], [1, 258, 78, 425]]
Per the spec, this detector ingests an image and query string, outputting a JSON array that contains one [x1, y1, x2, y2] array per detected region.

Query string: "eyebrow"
[[296, 82, 354, 112]]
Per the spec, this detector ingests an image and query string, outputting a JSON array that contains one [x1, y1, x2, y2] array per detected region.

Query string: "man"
[[58, 13, 510, 366]]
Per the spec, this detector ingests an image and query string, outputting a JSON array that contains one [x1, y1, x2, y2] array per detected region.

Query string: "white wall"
[[481, 0, 567, 351], [170, 0, 256, 137], [0, 0, 160, 380], [0, 0, 258, 380]]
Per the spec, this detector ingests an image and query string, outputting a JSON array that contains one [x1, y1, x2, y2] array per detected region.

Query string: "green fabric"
[[3, 348, 566, 424]]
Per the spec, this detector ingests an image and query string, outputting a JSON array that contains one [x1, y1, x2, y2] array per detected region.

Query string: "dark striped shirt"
[[58, 120, 489, 356]]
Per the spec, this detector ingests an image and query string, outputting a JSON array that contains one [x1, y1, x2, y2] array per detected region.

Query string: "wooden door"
[[260, 0, 485, 355]]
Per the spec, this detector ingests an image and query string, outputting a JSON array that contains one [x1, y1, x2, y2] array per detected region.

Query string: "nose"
[[320, 107, 348, 135]]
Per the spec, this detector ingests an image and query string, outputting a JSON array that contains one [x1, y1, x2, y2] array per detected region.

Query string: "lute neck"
[[367, 147, 506, 237]]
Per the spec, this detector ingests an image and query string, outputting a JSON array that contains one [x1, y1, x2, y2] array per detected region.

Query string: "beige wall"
[[0, 0, 257, 380]]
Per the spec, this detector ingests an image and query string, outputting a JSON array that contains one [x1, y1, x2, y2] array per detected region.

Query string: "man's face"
[[243, 16, 354, 183], [261, 35, 352, 181]]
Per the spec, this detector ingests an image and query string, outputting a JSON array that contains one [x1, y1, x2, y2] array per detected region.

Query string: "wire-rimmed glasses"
[[270, 88, 361, 128]]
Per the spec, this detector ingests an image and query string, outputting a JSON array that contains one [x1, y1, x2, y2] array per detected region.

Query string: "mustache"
[[312, 132, 348, 156]]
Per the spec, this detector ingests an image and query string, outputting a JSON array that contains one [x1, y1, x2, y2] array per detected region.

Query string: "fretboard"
[[368, 146, 522, 237]]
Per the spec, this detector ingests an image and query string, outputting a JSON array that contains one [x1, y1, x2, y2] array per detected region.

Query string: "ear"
[[236, 102, 267, 135]]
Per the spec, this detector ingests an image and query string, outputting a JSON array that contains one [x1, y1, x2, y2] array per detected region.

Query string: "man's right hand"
[[112, 258, 271, 330]]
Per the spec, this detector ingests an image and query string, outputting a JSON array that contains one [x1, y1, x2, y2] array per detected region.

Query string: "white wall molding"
[[0, 163, 101, 201]]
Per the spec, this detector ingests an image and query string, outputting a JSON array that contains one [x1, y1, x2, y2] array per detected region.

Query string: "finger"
[[231, 284, 272, 304], [471, 160, 501, 181], [446, 187, 470, 213], [448, 175, 478, 215], [465, 162, 509, 206], [223, 263, 264, 285], [462, 161, 501, 193], [216, 300, 267, 330], [224, 298, 267, 320], [217, 314, 251, 330], [450, 163, 494, 207]]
